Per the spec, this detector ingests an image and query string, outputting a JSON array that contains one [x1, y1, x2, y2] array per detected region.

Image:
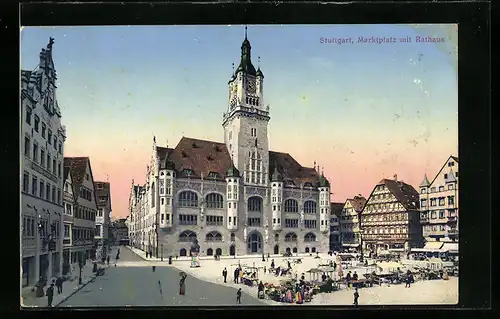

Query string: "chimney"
[[393, 174, 397, 181]]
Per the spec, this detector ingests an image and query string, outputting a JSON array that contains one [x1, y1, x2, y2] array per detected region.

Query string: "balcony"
[[447, 229, 458, 237]]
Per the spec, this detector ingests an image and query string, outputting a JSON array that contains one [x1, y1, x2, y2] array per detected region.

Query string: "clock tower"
[[223, 27, 269, 186]]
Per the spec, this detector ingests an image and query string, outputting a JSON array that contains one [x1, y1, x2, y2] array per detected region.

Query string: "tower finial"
[[232, 62, 235, 75], [258, 56, 260, 68], [313, 161, 316, 170], [245, 25, 248, 39]]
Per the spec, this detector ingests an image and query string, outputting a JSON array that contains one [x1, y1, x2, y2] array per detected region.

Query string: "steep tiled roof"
[[63, 166, 71, 183], [268, 151, 320, 186], [161, 137, 321, 185], [330, 202, 344, 216], [156, 146, 174, 161], [451, 156, 458, 162], [348, 196, 367, 212], [64, 157, 89, 190], [378, 179, 419, 210]]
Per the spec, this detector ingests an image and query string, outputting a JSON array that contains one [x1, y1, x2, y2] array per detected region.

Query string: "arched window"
[[215, 248, 222, 256], [247, 196, 262, 212], [292, 247, 297, 253], [284, 199, 299, 213], [303, 201, 317, 214], [206, 248, 213, 256], [179, 230, 197, 242], [304, 232, 316, 242], [178, 191, 198, 207], [274, 233, 279, 241], [205, 193, 224, 209], [305, 247, 310, 253], [206, 231, 223, 242], [284, 232, 297, 242], [230, 232, 236, 241], [311, 247, 316, 253]]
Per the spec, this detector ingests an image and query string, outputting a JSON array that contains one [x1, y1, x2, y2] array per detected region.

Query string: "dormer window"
[[182, 169, 193, 177], [96, 184, 103, 190], [285, 180, 295, 187], [304, 182, 313, 188], [192, 142, 198, 148], [208, 172, 221, 179]]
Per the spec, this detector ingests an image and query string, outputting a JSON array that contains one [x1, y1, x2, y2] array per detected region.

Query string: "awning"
[[342, 244, 360, 247], [441, 243, 459, 253], [424, 242, 444, 250]]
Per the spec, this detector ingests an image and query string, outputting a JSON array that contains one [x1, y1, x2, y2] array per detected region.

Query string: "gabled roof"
[[330, 202, 344, 216], [420, 174, 431, 187], [64, 156, 98, 205], [63, 166, 71, 183], [429, 155, 459, 186], [347, 196, 367, 212], [94, 181, 112, 211], [376, 179, 419, 210], [444, 169, 457, 183], [158, 136, 321, 185]]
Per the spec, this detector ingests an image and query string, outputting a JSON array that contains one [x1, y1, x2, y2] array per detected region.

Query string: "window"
[[57, 188, 61, 204], [205, 193, 224, 209], [430, 199, 436, 207], [95, 225, 102, 236], [438, 197, 445, 206], [57, 162, 61, 177], [178, 191, 198, 207], [52, 159, 56, 174], [45, 183, 50, 201], [58, 143, 62, 155], [205, 231, 223, 241], [23, 171, 29, 193], [166, 198, 171, 206], [304, 220, 317, 228], [247, 196, 262, 212], [251, 128, 257, 137], [25, 107, 32, 125], [34, 115, 40, 131], [431, 211, 437, 219], [53, 137, 57, 150], [40, 149, 45, 166], [41, 123, 46, 138], [64, 224, 70, 238], [182, 169, 193, 177], [285, 219, 299, 228], [284, 199, 299, 213], [303, 201, 317, 213], [206, 215, 223, 226], [439, 186, 444, 192], [448, 196, 455, 206], [448, 184, 454, 190], [85, 173, 89, 181], [439, 211, 445, 219], [98, 208, 103, 217], [32, 143, 38, 162], [31, 176, 37, 195], [304, 233, 316, 242], [284, 232, 297, 242], [47, 153, 51, 171], [24, 136, 30, 157], [48, 130, 52, 144], [39, 180, 45, 198], [247, 217, 261, 227], [207, 172, 221, 179], [178, 230, 197, 242], [178, 214, 197, 225]]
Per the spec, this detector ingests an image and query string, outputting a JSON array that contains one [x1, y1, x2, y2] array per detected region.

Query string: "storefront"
[[22, 257, 34, 287]]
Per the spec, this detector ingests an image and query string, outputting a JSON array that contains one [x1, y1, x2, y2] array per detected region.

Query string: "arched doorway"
[[216, 248, 222, 256], [247, 232, 263, 254], [207, 248, 213, 256], [229, 245, 236, 256], [305, 247, 310, 253], [180, 248, 187, 257], [292, 247, 297, 253], [274, 245, 279, 254], [286, 247, 291, 253], [311, 247, 316, 253]]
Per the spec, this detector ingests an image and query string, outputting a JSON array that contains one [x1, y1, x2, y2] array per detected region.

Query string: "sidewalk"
[[127, 246, 162, 261], [21, 262, 110, 308]]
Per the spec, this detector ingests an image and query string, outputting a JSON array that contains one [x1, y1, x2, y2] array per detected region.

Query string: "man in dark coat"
[[236, 288, 242, 304], [233, 267, 239, 284], [55, 277, 63, 294], [46, 283, 54, 307], [222, 267, 228, 283], [106, 255, 110, 265], [353, 287, 359, 305]]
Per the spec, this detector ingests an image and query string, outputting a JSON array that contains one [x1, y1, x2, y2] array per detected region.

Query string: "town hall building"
[[128, 29, 332, 257]]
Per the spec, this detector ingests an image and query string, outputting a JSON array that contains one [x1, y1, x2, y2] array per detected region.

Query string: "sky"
[[20, 24, 458, 219]]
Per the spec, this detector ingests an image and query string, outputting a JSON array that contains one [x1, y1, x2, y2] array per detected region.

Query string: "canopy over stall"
[[424, 242, 444, 250], [440, 243, 459, 254]]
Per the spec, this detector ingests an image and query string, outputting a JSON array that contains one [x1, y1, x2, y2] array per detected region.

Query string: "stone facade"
[[128, 30, 331, 258]]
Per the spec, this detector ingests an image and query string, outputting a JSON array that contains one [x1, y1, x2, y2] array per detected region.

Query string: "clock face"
[[247, 80, 256, 93]]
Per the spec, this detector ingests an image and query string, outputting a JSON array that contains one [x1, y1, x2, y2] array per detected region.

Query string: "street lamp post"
[[161, 244, 164, 261], [78, 252, 83, 284]]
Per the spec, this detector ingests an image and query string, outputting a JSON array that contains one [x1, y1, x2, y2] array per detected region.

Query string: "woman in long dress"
[[179, 273, 187, 295]]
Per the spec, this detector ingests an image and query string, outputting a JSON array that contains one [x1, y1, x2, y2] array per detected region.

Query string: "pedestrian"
[[346, 271, 352, 288], [258, 281, 265, 299], [353, 271, 359, 281], [152, 265, 156, 272], [236, 288, 242, 304], [179, 272, 187, 296], [55, 277, 63, 294], [146, 251, 149, 258], [270, 259, 275, 269], [106, 255, 110, 265], [353, 287, 359, 305], [321, 272, 327, 282], [233, 267, 239, 284], [46, 282, 54, 307], [222, 267, 228, 283]]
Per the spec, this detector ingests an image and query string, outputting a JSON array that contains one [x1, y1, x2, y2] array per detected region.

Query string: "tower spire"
[[245, 25, 248, 39]]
